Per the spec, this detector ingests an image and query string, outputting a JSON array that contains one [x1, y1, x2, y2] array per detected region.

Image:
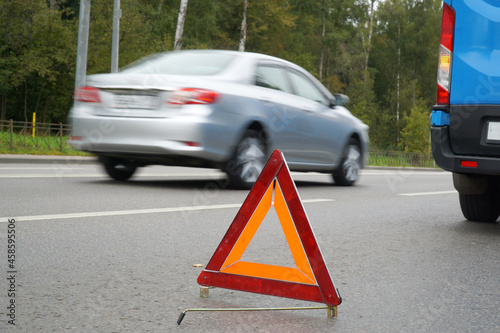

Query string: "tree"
[[86, 0, 171, 74], [245, 0, 295, 57], [182, 0, 231, 50], [400, 99, 430, 153], [174, 0, 188, 50], [239, 0, 248, 51], [360, 0, 377, 75], [0, 0, 76, 122], [371, 0, 441, 149], [0, 0, 442, 151]]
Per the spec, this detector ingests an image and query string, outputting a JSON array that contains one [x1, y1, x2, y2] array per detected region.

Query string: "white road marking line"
[[0, 173, 226, 179], [0, 199, 334, 222], [399, 190, 456, 196], [0, 167, 86, 170]]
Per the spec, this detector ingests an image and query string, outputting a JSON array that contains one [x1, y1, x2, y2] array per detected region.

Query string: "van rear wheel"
[[459, 191, 500, 222]]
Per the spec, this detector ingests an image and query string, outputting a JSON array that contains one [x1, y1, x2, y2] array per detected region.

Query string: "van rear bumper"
[[431, 126, 500, 175]]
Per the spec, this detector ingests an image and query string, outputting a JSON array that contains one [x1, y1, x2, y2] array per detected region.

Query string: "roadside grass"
[[0, 131, 90, 156]]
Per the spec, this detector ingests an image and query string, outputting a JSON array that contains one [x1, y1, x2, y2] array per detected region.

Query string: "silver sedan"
[[68, 50, 369, 188]]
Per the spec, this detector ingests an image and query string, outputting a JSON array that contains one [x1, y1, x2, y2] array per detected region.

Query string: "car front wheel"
[[226, 129, 266, 189], [333, 139, 361, 186], [102, 158, 137, 181]]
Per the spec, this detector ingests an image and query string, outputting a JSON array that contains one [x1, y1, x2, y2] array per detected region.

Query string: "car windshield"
[[121, 52, 236, 76]]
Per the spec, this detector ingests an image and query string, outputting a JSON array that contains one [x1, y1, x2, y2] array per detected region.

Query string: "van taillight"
[[74, 86, 101, 103], [460, 160, 478, 168], [436, 3, 455, 105]]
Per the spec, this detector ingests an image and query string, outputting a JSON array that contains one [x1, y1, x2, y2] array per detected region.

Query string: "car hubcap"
[[114, 163, 133, 173], [236, 137, 265, 183], [343, 145, 360, 182]]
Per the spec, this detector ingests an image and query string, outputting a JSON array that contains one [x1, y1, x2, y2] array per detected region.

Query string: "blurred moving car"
[[68, 50, 369, 188]]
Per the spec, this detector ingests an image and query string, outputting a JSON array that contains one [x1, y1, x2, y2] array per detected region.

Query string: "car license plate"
[[113, 94, 157, 109], [487, 121, 500, 141]]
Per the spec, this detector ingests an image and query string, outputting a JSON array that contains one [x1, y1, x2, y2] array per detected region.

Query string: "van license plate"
[[487, 122, 500, 141]]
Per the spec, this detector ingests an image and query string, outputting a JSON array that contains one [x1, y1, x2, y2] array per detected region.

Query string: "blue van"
[[431, 0, 500, 222]]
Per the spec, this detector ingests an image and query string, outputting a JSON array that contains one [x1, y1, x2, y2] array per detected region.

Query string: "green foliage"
[[0, 0, 443, 152], [245, 0, 296, 57], [370, 0, 441, 149], [399, 99, 431, 153], [0, 0, 76, 123]]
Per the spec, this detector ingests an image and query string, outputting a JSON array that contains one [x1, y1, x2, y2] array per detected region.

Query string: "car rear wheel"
[[226, 129, 266, 189], [333, 139, 361, 186], [102, 158, 137, 181]]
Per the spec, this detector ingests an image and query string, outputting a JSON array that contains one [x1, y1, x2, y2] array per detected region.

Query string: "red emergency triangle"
[[197, 150, 341, 306]]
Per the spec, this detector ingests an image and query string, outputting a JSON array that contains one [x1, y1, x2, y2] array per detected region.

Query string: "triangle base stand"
[[176, 286, 338, 325], [177, 303, 338, 325]]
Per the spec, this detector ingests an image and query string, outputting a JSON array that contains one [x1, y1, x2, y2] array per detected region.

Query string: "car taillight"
[[167, 88, 219, 105], [73, 86, 101, 103], [436, 3, 455, 105]]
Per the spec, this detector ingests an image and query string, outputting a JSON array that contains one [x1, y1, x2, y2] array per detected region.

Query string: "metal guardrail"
[[0, 120, 438, 167], [0, 120, 73, 153]]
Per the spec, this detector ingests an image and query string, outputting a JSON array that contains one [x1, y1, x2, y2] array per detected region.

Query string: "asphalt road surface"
[[0, 158, 499, 332]]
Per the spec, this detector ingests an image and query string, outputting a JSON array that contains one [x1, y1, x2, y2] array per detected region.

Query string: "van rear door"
[[448, 0, 500, 156]]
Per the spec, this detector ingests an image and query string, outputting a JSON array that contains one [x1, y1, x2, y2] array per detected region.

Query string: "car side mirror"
[[332, 94, 349, 107]]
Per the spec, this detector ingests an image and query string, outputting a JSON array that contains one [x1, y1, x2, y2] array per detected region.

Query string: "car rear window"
[[122, 52, 235, 76]]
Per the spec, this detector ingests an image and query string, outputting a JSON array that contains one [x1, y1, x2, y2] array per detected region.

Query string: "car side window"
[[287, 70, 330, 106], [254, 65, 292, 93]]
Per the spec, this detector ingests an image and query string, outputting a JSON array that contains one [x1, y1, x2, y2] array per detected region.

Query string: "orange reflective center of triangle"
[[220, 179, 317, 285]]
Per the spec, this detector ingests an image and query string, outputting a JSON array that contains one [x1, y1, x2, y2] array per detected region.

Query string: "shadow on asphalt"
[[452, 219, 500, 236]]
